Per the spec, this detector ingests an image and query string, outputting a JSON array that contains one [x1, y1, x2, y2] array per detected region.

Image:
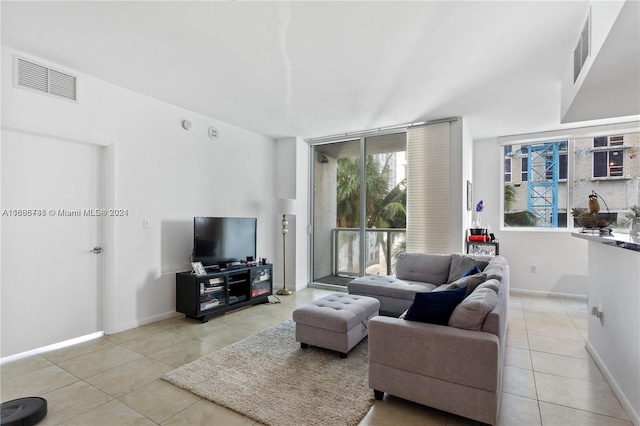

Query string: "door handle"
[[91, 246, 103, 254]]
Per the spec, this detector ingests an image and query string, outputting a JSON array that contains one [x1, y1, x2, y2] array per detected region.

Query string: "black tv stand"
[[175, 264, 272, 323], [224, 264, 246, 271]]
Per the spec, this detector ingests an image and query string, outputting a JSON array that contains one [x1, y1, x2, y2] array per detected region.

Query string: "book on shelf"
[[201, 300, 221, 310], [202, 285, 225, 293]]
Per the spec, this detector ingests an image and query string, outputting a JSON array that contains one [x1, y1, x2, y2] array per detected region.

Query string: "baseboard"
[[308, 282, 349, 292], [1, 331, 104, 365], [2, 311, 182, 363], [585, 341, 640, 426], [108, 311, 182, 335], [509, 288, 588, 301]]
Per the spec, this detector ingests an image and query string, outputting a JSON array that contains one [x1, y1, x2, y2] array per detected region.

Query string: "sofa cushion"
[[404, 287, 467, 325], [487, 255, 509, 270], [482, 256, 508, 279], [447, 253, 490, 284], [348, 275, 437, 300], [396, 252, 452, 285], [431, 284, 450, 292], [447, 272, 487, 297], [483, 266, 504, 281], [475, 279, 500, 293], [448, 287, 498, 330]]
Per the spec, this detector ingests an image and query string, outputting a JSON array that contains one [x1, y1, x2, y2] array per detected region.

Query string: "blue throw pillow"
[[404, 287, 467, 325], [462, 266, 482, 277]]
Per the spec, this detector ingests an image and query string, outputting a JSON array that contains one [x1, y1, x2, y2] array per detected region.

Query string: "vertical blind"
[[407, 122, 451, 253]]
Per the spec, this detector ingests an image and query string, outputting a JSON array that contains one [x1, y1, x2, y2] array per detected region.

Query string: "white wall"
[[561, 1, 626, 121], [274, 138, 296, 291], [585, 239, 640, 424], [294, 138, 310, 290], [460, 119, 475, 246], [1, 47, 278, 354], [273, 137, 309, 292], [448, 118, 475, 253], [473, 137, 589, 297]]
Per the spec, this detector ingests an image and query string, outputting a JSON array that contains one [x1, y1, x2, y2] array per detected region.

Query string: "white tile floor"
[[0, 288, 633, 425]]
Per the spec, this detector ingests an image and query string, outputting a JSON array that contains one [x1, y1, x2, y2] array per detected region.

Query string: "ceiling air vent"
[[15, 57, 78, 102], [573, 10, 591, 83]]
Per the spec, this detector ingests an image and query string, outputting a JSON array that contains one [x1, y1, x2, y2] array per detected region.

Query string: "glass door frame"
[[308, 129, 407, 286]]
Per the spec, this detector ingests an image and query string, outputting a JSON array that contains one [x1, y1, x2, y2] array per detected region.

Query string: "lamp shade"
[[277, 198, 296, 215]]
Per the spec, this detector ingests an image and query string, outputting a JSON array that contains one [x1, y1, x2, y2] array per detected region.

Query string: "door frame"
[[1, 122, 116, 335], [308, 129, 407, 285], [308, 138, 364, 284]]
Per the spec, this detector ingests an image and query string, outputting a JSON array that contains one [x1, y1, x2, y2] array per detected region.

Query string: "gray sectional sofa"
[[348, 252, 510, 425]]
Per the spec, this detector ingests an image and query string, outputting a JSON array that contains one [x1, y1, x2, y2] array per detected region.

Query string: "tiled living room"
[[2, 1, 639, 425], [1, 288, 632, 426]]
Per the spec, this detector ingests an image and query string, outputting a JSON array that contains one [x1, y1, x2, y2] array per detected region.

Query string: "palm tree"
[[620, 205, 640, 228], [336, 154, 406, 273], [503, 184, 536, 226], [337, 154, 406, 228], [336, 156, 361, 228], [504, 184, 516, 212]]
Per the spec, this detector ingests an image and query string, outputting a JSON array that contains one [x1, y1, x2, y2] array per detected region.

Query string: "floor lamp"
[[276, 198, 296, 295]]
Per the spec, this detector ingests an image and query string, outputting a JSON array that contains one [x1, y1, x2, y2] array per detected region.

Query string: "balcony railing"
[[332, 227, 406, 279]]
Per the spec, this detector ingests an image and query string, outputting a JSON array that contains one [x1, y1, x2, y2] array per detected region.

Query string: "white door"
[[1, 129, 104, 357]]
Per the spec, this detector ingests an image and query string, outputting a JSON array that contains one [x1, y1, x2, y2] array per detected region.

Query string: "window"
[[594, 136, 607, 147], [609, 135, 624, 146], [545, 142, 568, 180], [594, 150, 623, 178], [593, 136, 625, 178], [504, 146, 512, 183], [521, 147, 528, 181], [502, 131, 639, 231], [503, 140, 566, 228], [504, 158, 512, 183], [559, 153, 568, 180]]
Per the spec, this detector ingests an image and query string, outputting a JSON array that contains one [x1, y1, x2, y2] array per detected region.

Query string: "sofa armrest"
[[369, 316, 499, 391]]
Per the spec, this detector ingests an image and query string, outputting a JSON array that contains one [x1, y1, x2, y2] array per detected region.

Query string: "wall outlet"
[[530, 265, 537, 273], [591, 306, 604, 324]]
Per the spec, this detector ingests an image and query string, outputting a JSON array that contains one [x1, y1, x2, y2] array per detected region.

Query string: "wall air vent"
[[573, 10, 591, 83], [15, 57, 77, 102]]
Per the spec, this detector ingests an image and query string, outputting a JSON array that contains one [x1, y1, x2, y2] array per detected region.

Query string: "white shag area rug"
[[162, 320, 373, 426]]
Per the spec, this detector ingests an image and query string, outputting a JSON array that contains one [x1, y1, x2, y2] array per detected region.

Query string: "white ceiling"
[[1, 1, 637, 140]]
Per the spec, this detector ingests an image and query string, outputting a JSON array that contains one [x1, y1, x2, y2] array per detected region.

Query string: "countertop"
[[572, 231, 640, 252]]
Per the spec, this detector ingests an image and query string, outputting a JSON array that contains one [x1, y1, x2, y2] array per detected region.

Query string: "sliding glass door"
[[312, 138, 360, 285], [363, 134, 407, 276], [311, 133, 406, 286]]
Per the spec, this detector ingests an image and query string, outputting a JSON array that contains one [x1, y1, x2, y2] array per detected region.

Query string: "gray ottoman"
[[292, 293, 380, 358]]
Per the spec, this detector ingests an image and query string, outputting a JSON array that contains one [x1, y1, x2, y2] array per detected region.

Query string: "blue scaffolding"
[[526, 141, 562, 227]]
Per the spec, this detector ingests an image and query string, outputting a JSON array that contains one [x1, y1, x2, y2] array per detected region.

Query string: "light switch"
[[143, 218, 151, 229]]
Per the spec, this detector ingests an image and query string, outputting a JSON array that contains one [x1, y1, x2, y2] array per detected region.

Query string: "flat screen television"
[[193, 217, 257, 268]]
